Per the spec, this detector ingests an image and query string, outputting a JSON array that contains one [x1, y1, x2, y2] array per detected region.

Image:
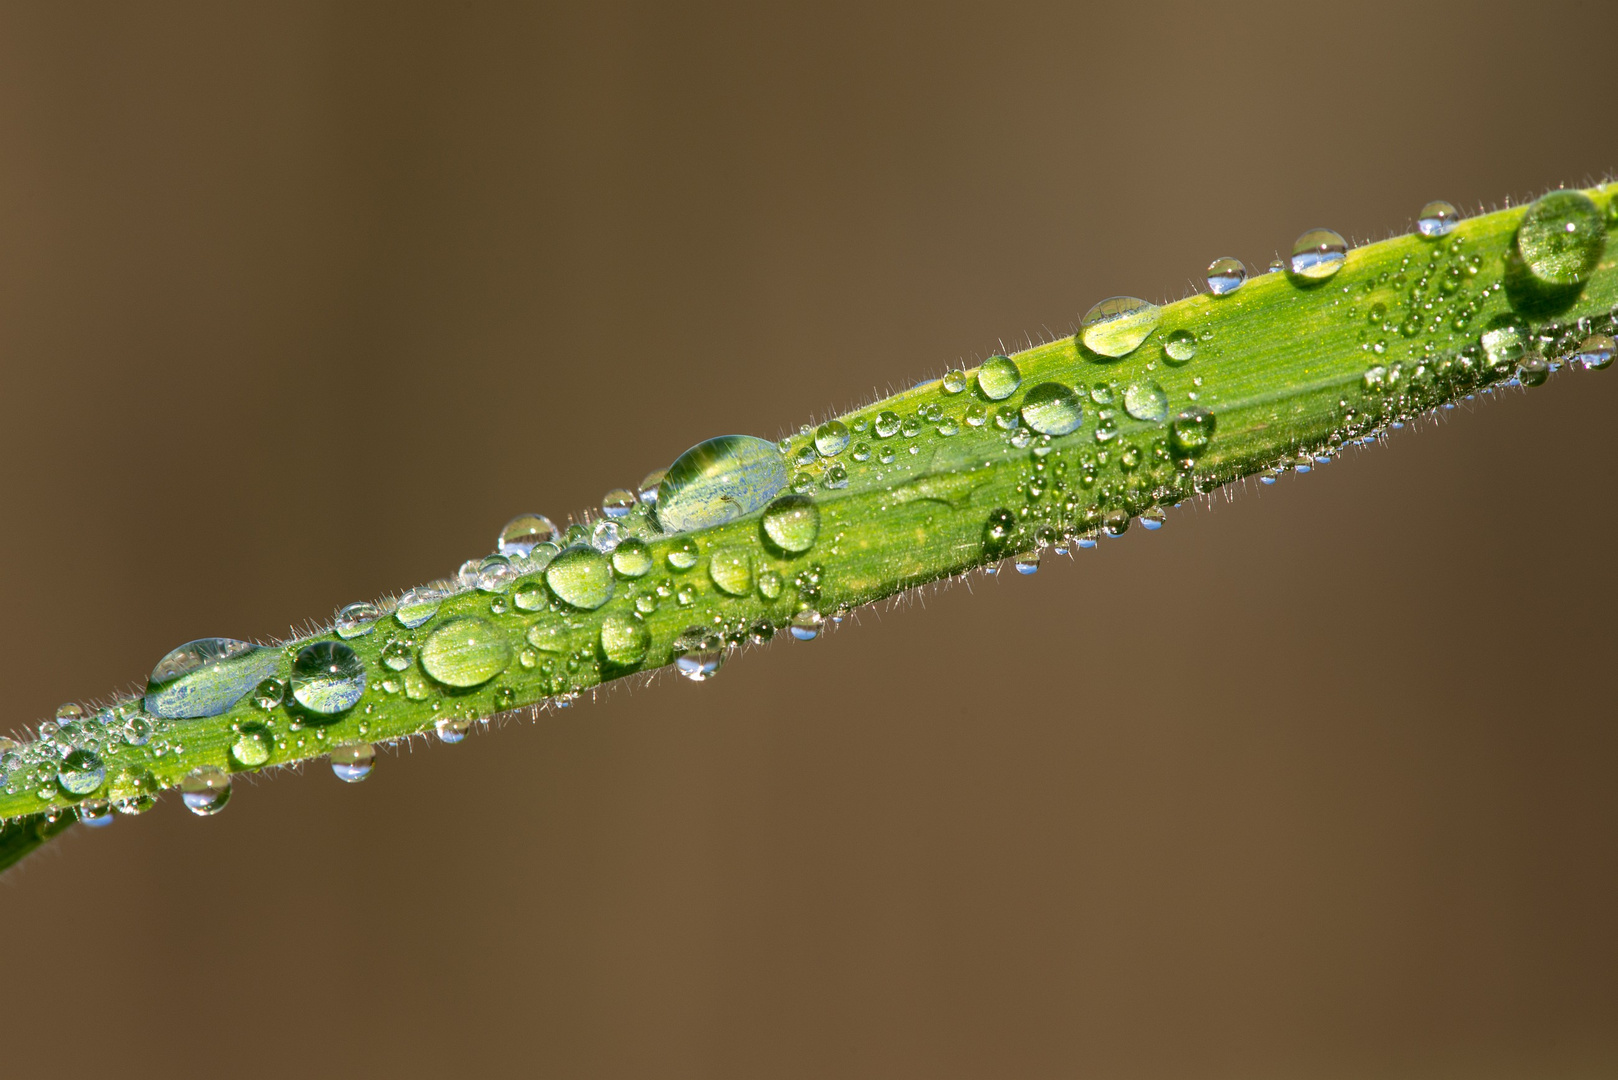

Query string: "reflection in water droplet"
[[497, 514, 559, 557], [1517, 191, 1606, 286], [291, 641, 367, 715], [181, 765, 231, 816], [57, 748, 105, 796], [335, 602, 380, 639], [1289, 228, 1347, 280], [1139, 507, 1166, 530], [673, 628, 724, 681], [546, 545, 615, 610], [1417, 200, 1460, 237], [330, 743, 375, 783], [1164, 330, 1197, 363], [145, 638, 283, 720], [421, 616, 513, 688], [655, 435, 790, 533], [477, 555, 518, 593], [1123, 381, 1169, 422], [1019, 383, 1084, 435], [1080, 297, 1162, 357], [761, 495, 820, 554], [789, 610, 824, 641], [1014, 552, 1040, 575], [814, 421, 850, 458], [602, 490, 637, 518], [600, 614, 652, 666], [611, 537, 653, 578], [977, 355, 1022, 400], [435, 716, 471, 744], [396, 586, 445, 628], [1205, 257, 1247, 296], [942, 370, 967, 394], [637, 470, 667, 506], [512, 575, 548, 611], [78, 798, 114, 827], [1571, 333, 1615, 370]]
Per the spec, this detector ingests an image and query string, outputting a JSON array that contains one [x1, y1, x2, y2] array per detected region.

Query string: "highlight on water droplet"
[[599, 614, 652, 667], [395, 586, 445, 629], [761, 494, 821, 555], [1205, 257, 1247, 296], [290, 641, 367, 715], [545, 545, 615, 610], [976, 355, 1022, 400], [655, 435, 791, 534], [1289, 228, 1347, 280], [145, 638, 284, 720], [330, 743, 375, 783], [335, 602, 380, 639], [1080, 297, 1162, 358], [1517, 352, 1550, 387], [435, 716, 471, 744], [181, 765, 232, 816], [1417, 200, 1460, 238], [667, 537, 700, 571], [1019, 382, 1084, 436], [814, 420, 850, 458], [672, 627, 724, 681], [1516, 190, 1606, 287], [1123, 380, 1169, 422], [497, 513, 559, 558], [420, 616, 513, 688]]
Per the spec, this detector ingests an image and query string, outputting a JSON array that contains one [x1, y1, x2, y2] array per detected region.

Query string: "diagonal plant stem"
[[3, 183, 1615, 871]]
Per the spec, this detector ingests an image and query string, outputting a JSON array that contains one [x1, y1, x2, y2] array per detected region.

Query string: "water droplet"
[[330, 743, 375, 783], [814, 420, 850, 458], [1289, 228, 1347, 280], [599, 614, 652, 666], [1482, 319, 1527, 371], [335, 602, 380, 639], [1417, 200, 1460, 238], [708, 548, 754, 597], [611, 537, 653, 578], [654, 435, 790, 533], [78, 798, 113, 827], [1163, 330, 1197, 363], [510, 575, 546, 611], [667, 538, 700, 571], [1518, 352, 1550, 387], [420, 616, 513, 688], [435, 716, 470, 744], [1019, 382, 1084, 436], [590, 519, 624, 553], [544, 545, 615, 610], [477, 555, 518, 593], [761, 495, 821, 554], [181, 765, 231, 816], [672, 628, 724, 681], [601, 489, 636, 518], [290, 641, 367, 715], [55, 702, 85, 722], [57, 748, 105, 796], [874, 410, 903, 437], [1571, 333, 1615, 370], [1205, 257, 1247, 296], [145, 639, 283, 720], [1123, 380, 1169, 422], [497, 514, 559, 557], [1517, 191, 1606, 286], [977, 355, 1023, 399], [1139, 507, 1166, 530], [1169, 407, 1216, 455], [789, 610, 824, 640], [942, 369, 967, 394], [983, 508, 1018, 556], [457, 559, 481, 588], [1080, 297, 1162, 358], [230, 726, 273, 767], [395, 586, 445, 629], [1014, 552, 1040, 575], [757, 569, 783, 600]]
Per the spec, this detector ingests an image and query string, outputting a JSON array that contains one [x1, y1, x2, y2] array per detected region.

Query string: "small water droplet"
[[145, 638, 283, 720], [611, 537, 653, 578], [1169, 407, 1216, 455], [942, 369, 967, 394], [290, 641, 367, 715], [1289, 228, 1347, 281], [1517, 191, 1606, 286], [1518, 352, 1550, 387], [1139, 507, 1166, 530], [758, 494, 822, 556], [1205, 257, 1247, 296], [757, 569, 783, 600], [667, 538, 700, 571], [601, 489, 637, 518], [435, 716, 470, 744], [655, 435, 790, 533], [57, 748, 105, 796], [230, 726, 273, 767], [1570, 333, 1615, 370], [708, 548, 754, 597], [590, 519, 624, 553], [814, 420, 850, 458], [599, 614, 652, 666], [330, 743, 375, 783], [977, 355, 1023, 399], [181, 765, 231, 816], [395, 586, 445, 629], [457, 559, 481, 588], [874, 410, 903, 437], [477, 554, 518, 593], [789, 610, 824, 641], [1417, 200, 1460, 238], [672, 628, 724, 681], [421, 616, 513, 688], [1019, 382, 1084, 435], [55, 703, 85, 722], [637, 470, 667, 506], [1123, 380, 1169, 422], [78, 797, 114, 827], [497, 514, 559, 557], [1080, 297, 1162, 358], [335, 602, 380, 639], [1163, 330, 1197, 363], [1014, 552, 1040, 575], [545, 545, 615, 610]]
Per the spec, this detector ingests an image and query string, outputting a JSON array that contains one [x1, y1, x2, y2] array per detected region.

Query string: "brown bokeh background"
[[2, 2, 1616, 1076]]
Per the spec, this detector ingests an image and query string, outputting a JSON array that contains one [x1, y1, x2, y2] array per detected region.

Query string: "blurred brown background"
[[2, 2, 1616, 1076]]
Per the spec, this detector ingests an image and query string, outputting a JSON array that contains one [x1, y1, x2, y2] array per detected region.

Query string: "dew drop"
[[673, 628, 724, 681], [181, 765, 231, 816], [230, 726, 272, 768], [145, 638, 283, 720], [290, 641, 367, 715], [1518, 352, 1550, 387], [761, 494, 822, 555], [611, 537, 653, 578], [875, 410, 903, 437], [420, 616, 513, 688], [1571, 333, 1615, 370], [545, 545, 615, 610], [511, 575, 548, 611], [789, 610, 824, 641], [1289, 228, 1347, 280], [1080, 297, 1162, 358], [977, 355, 1023, 400], [1516, 191, 1606, 287], [395, 586, 445, 629], [654, 435, 790, 534], [637, 470, 667, 506], [1205, 257, 1247, 296], [599, 614, 652, 666], [1139, 507, 1166, 530], [477, 554, 518, 593], [1163, 330, 1197, 363], [1014, 552, 1040, 575], [497, 514, 559, 557], [330, 743, 375, 783], [667, 538, 700, 571], [1123, 380, 1169, 423], [435, 716, 470, 744], [1169, 407, 1216, 455], [601, 489, 637, 519], [1019, 382, 1084, 436], [77, 798, 114, 827], [335, 602, 380, 639], [814, 421, 850, 458], [942, 369, 968, 394], [757, 569, 783, 600], [1417, 200, 1460, 238], [708, 548, 754, 597], [57, 748, 105, 796]]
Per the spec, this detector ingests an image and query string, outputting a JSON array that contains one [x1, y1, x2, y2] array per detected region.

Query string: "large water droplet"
[[57, 748, 105, 796], [977, 355, 1022, 400], [708, 548, 754, 597], [497, 514, 559, 557], [1019, 383, 1084, 436], [1517, 191, 1606, 287], [290, 641, 367, 715], [1205, 257, 1247, 296], [814, 421, 850, 458], [181, 765, 231, 816], [672, 628, 724, 681], [395, 586, 445, 629], [330, 743, 375, 783], [545, 545, 615, 610], [599, 615, 652, 666], [1080, 297, 1162, 357], [761, 494, 821, 554], [654, 435, 790, 534], [420, 616, 512, 688], [1289, 228, 1347, 280], [145, 638, 283, 720], [1417, 200, 1460, 237], [1123, 380, 1169, 422]]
